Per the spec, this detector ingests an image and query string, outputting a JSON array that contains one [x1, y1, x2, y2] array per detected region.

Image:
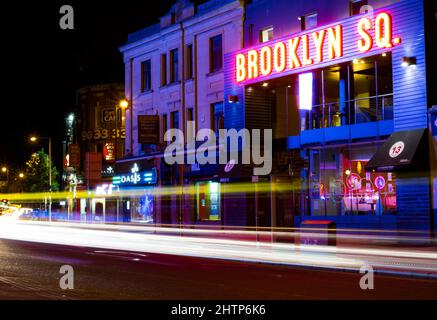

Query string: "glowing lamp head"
[[402, 57, 416, 67], [119, 99, 129, 109], [19, 173, 24, 179], [345, 169, 351, 176], [30, 136, 37, 142], [1, 167, 6, 172]]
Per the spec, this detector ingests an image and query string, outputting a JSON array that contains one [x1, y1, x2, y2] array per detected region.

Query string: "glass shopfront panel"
[[196, 181, 220, 221], [130, 188, 155, 223], [308, 144, 397, 216]]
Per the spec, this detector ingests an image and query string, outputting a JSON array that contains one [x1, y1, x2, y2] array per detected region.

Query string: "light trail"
[[0, 218, 436, 278]]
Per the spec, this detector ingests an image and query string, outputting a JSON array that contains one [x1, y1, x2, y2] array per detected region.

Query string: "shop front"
[[113, 158, 158, 223], [306, 143, 397, 217], [188, 159, 255, 226], [223, 0, 430, 230]]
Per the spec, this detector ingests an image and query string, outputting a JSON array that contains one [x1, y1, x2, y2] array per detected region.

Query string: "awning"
[[365, 128, 429, 172]]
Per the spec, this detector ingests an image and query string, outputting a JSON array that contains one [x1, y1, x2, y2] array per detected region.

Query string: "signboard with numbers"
[[81, 128, 126, 141]]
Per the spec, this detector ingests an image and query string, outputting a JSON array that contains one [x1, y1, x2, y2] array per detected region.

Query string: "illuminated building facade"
[[225, 0, 436, 233], [119, 0, 436, 234], [71, 84, 126, 222], [118, 0, 244, 224]]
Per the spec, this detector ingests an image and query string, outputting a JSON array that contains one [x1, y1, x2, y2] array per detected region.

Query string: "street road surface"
[[0, 239, 437, 299], [0, 226, 437, 299]]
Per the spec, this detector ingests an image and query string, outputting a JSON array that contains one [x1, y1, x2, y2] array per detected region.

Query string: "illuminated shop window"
[[306, 145, 397, 217], [260, 26, 273, 43], [196, 181, 220, 221], [300, 53, 393, 130], [131, 189, 154, 223]]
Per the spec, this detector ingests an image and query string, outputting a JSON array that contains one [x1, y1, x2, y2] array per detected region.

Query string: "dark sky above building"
[[2, 0, 208, 171]]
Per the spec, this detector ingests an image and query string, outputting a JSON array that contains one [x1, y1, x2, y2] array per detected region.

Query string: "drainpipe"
[[129, 58, 134, 156], [180, 21, 186, 229], [240, 0, 246, 48]]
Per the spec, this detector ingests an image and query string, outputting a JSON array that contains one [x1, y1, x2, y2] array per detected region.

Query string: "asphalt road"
[[0, 239, 436, 300]]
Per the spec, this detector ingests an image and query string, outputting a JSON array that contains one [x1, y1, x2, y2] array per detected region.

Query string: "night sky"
[[2, 0, 205, 172]]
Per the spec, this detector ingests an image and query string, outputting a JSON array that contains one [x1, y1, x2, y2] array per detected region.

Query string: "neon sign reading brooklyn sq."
[[235, 12, 401, 82]]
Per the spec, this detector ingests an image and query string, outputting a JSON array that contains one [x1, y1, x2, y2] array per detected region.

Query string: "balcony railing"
[[303, 93, 393, 130]]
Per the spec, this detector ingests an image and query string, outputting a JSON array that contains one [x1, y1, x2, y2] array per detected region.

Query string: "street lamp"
[[1, 167, 9, 190], [114, 99, 128, 160], [119, 99, 129, 109], [30, 135, 52, 221], [19, 173, 24, 179]]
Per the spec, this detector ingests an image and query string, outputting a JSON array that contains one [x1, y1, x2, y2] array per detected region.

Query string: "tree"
[[24, 150, 59, 192]]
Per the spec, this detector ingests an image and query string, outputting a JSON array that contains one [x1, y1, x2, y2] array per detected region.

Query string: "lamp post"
[[114, 99, 128, 161], [1, 166, 8, 181], [113, 99, 128, 223], [1, 167, 8, 191], [30, 136, 52, 221]]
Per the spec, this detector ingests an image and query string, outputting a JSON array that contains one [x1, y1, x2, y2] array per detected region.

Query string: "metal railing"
[[303, 94, 393, 130]]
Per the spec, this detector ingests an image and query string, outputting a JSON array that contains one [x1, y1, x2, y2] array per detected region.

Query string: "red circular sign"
[[374, 176, 386, 190], [346, 173, 361, 190]]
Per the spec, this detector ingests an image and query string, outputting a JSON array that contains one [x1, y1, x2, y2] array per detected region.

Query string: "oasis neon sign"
[[112, 163, 157, 186], [235, 12, 401, 82]]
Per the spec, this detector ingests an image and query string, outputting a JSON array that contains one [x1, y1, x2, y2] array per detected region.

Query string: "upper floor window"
[[171, 110, 179, 130], [187, 108, 194, 122], [185, 44, 193, 80], [300, 12, 318, 30], [350, 0, 368, 16], [140, 60, 151, 92], [260, 27, 273, 43], [170, 48, 179, 83], [162, 113, 168, 142], [161, 54, 167, 86], [210, 34, 223, 73], [211, 102, 224, 134]]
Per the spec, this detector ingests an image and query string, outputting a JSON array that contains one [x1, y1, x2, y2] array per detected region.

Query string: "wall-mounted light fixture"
[[228, 95, 239, 103], [401, 56, 416, 67]]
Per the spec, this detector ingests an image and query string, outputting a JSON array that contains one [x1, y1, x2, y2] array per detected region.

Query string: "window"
[[260, 27, 273, 43], [170, 48, 179, 83], [210, 34, 223, 73], [162, 114, 168, 142], [171, 111, 179, 130], [211, 102, 224, 134], [307, 144, 396, 217], [185, 44, 193, 79], [300, 53, 393, 130], [140, 60, 151, 92], [350, 0, 368, 16], [187, 108, 194, 122], [300, 12, 318, 30], [160, 54, 167, 86]]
